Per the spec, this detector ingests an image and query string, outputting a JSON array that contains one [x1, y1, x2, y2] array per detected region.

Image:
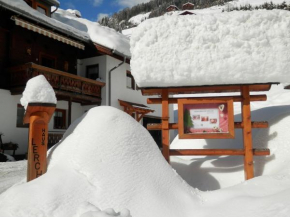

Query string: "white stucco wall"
[[0, 89, 85, 155], [78, 55, 175, 142]]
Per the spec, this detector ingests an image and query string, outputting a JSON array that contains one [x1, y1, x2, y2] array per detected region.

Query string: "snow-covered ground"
[[1, 83, 290, 217]]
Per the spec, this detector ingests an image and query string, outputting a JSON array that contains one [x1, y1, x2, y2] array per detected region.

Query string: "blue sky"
[[59, 0, 150, 21]]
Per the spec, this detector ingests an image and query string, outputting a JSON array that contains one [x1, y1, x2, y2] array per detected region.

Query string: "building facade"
[[0, 0, 174, 157]]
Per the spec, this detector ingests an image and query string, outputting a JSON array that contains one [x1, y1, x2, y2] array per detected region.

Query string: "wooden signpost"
[[143, 84, 275, 180], [23, 103, 56, 182]]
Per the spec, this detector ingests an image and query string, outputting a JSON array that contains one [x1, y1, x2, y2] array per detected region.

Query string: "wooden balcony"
[[8, 63, 105, 105]]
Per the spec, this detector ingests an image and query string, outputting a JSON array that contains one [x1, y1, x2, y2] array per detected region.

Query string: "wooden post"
[[68, 97, 72, 127], [161, 89, 170, 162], [24, 103, 56, 182], [241, 86, 254, 180]]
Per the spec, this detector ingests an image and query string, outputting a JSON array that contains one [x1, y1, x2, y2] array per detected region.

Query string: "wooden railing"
[[8, 63, 105, 98], [48, 131, 64, 149]]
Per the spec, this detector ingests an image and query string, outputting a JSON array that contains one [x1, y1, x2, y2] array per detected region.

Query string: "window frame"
[[53, 108, 67, 130], [16, 104, 29, 128], [39, 52, 57, 69], [86, 64, 99, 80], [126, 71, 135, 90]]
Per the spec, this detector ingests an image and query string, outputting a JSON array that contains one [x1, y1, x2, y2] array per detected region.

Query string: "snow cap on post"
[[130, 10, 290, 88], [20, 75, 57, 110]]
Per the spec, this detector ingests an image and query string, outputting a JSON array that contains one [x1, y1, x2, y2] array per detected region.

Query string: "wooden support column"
[[68, 97, 72, 127], [161, 89, 170, 162], [241, 86, 254, 180]]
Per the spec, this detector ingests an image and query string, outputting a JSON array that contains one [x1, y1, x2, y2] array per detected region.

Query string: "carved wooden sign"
[[24, 103, 56, 182], [178, 99, 235, 139]]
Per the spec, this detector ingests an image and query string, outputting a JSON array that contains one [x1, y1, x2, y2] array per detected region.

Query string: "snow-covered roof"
[[130, 10, 290, 88], [46, 0, 60, 7], [183, 2, 194, 6], [166, 5, 179, 10], [0, 0, 89, 43], [0, 0, 130, 57], [53, 9, 131, 57]]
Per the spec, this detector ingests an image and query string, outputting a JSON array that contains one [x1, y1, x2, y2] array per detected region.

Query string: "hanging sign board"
[[178, 99, 234, 139]]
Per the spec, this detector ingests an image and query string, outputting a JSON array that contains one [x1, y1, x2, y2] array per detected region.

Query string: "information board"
[[178, 99, 235, 139]]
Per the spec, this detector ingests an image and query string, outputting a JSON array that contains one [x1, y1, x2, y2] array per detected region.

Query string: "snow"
[[2, 85, 290, 216], [0, 0, 90, 42], [229, 0, 290, 7], [0, 161, 26, 194], [53, 9, 131, 57], [0, 0, 130, 57], [20, 75, 57, 109], [131, 10, 290, 87], [0, 106, 200, 217], [128, 12, 151, 25], [66, 9, 82, 18]]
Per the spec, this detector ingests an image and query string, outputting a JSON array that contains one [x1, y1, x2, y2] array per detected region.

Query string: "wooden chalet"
[[0, 0, 107, 127], [166, 5, 179, 12], [182, 2, 195, 10]]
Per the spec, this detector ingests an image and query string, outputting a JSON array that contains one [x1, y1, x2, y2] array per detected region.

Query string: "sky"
[[58, 0, 151, 21]]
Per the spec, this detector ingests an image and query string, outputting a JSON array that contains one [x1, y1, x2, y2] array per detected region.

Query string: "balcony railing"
[[8, 63, 105, 99]]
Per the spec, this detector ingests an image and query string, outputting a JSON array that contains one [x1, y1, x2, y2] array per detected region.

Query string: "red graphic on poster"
[[183, 103, 229, 134]]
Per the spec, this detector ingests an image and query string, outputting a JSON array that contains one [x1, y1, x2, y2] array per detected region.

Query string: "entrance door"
[[143, 116, 162, 148]]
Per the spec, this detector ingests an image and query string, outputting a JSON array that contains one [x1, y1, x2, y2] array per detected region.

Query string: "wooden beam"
[[141, 84, 274, 96], [161, 89, 170, 162], [147, 121, 268, 131], [235, 121, 268, 129], [169, 149, 270, 156], [55, 90, 101, 104], [241, 86, 254, 180], [147, 95, 267, 104], [147, 123, 178, 130]]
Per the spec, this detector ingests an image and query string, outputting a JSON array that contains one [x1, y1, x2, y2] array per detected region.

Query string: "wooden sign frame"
[[178, 99, 235, 139]]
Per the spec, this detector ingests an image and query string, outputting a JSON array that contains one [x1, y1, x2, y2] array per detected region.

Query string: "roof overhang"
[[119, 99, 154, 122], [95, 43, 130, 64], [12, 16, 85, 50]]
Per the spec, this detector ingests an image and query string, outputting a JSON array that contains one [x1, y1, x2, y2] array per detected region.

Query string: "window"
[[126, 71, 135, 90], [86, 64, 99, 80], [39, 53, 56, 69], [53, 109, 66, 129], [64, 61, 69, 72], [16, 104, 28, 128]]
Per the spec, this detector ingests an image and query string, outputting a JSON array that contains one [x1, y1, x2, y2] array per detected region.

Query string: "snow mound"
[[0, 107, 199, 217], [53, 9, 131, 57], [20, 75, 56, 109], [131, 10, 290, 87]]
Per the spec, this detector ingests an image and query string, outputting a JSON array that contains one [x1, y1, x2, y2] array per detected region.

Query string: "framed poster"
[[178, 99, 234, 139]]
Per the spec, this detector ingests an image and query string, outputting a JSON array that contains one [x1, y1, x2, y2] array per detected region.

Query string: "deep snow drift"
[[0, 107, 200, 217], [130, 10, 290, 87]]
